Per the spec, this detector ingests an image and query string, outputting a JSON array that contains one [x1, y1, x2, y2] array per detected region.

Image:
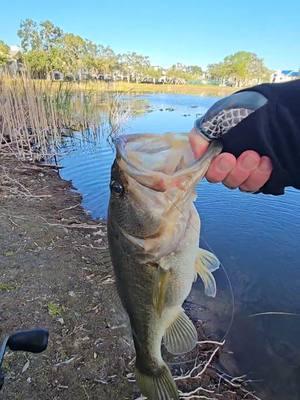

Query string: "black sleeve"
[[221, 80, 300, 195]]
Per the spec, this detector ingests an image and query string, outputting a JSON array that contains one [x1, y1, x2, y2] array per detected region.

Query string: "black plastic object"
[[0, 370, 4, 390], [7, 329, 49, 353]]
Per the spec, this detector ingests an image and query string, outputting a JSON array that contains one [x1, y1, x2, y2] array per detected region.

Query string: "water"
[[58, 93, 300, 399]]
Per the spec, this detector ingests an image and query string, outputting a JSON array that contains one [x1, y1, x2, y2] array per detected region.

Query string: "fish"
[[107, 133, 221, 400]]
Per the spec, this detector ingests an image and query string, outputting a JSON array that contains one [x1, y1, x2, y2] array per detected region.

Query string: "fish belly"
[[162, 205, 200, 307]]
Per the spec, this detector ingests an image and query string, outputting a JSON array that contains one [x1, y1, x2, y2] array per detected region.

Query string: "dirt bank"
[[0, 154, 135, 400]]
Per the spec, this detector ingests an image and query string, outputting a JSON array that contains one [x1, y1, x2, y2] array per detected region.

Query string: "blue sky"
[[0, 0, 299, 70]]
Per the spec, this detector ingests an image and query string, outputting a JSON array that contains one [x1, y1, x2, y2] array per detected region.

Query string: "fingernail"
[[224, 184, 236, 190], [216, 157, 232, 172], [241, 155, 258, 169], [259, 157, 272, 172], [189, 133, 208, 159]]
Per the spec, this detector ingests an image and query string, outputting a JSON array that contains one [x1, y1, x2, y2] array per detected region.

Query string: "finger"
[[188, 130, 209, 159], [206, 153, 236, 183], [239, 156, 272, 192], [223, 151, 261, 189]]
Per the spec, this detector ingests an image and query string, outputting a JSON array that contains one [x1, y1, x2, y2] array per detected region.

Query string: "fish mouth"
[[112, 134, 222, 255], [114, 133, 222, 193]]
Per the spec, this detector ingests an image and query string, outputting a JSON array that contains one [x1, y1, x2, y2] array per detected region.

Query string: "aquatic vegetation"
[[0, 72, 99, 160], [0, 72, 143, 161]]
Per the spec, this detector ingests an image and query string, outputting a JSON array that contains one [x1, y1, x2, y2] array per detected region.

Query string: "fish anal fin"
[[195, 248, 220, 298], [163, 308, 197, 354]]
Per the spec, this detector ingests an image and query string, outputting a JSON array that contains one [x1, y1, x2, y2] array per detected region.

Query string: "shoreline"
[[28, 79, 238, 97], [60, 81, 237, 96]]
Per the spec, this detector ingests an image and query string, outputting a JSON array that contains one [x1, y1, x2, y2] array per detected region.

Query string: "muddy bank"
[[0, 154, 135, 400], [0, 154, 259, 400]]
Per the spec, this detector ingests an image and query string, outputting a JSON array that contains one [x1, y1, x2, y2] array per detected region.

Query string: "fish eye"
[[110, 180, 124, 195]]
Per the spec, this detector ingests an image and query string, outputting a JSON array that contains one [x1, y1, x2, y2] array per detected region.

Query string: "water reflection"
[[58, 93, 300, 400]]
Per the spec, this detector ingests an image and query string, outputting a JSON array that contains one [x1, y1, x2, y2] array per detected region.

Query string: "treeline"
[[207, 51, 271, 87], [0, 19, 271, 86]]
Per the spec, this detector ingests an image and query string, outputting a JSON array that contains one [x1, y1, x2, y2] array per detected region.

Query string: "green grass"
[[47, 302, 64, 317], [0, 283, 17, 291], [48, 80, 238, 96]]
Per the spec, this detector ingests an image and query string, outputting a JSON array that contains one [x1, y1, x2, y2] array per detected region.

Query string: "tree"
[[0, 40, 10, 65], [48, 47, 68, 73], [246, 53, 271, 83], [18, 19, 42, 52], [144, 66, 163, 82], [119, 52, 151, 82], [223, 51, 270, 86], [88, 45, 118, 75], [40, 20, 63, 51], [60, 33, 88, 73], [18, 19, 63, 52], [18, 19, 66, 77], [23, 50, 49, 78], [223, 51, 252, 85], [207, 51, 270, 86], [207, 62, 228, 83], [165, 64, 203, 82], [186, 65, 203, 80]]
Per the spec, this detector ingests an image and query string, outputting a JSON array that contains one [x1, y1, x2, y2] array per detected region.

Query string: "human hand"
[[189, 130, 273, 192]]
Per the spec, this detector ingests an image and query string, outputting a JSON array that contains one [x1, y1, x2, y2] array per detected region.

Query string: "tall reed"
[[0, 72, 107, 160]]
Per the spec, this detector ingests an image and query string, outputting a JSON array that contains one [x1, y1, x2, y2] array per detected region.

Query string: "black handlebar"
[[0, 328, 49, 391], [7, 329, 49, 353]]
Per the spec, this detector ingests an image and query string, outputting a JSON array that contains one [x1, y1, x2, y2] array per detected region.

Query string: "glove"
[[190, 90, 279, 194], [194, 91, 267, 141]]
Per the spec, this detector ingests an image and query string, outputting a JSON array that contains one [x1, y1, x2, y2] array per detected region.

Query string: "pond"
[[58, 93, 300, 400]]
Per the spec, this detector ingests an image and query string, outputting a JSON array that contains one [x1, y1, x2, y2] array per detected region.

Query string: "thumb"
[[188, 129, 210, 159]]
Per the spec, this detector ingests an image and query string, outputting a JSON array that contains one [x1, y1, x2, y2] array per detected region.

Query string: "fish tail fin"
[[195, 248, 220, 298], [135, 363, 179, 400]]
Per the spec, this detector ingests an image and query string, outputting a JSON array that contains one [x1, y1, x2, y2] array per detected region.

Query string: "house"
[[271, 70, 300, 83]]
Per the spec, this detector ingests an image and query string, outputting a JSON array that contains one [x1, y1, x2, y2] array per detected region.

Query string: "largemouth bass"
[[107, 133, 221, 400]]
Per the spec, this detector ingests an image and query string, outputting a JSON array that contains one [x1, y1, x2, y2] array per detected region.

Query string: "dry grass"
[[0, 74, 135, 161]]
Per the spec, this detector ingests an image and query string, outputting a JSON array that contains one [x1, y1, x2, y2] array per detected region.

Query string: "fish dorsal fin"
[[195, 248, 220, 298], [163, 308, 197, 354]]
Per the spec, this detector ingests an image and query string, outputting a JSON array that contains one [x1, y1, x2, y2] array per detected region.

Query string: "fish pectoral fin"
[[163, 308, 197, 354], [153, 268, 170, 317], [195, 248, 220, 298], [136, 363, 179, 400], [193, 270, 198, 282]]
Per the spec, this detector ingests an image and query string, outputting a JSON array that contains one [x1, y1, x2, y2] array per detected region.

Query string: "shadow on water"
[[58, 93, 300, 400]]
